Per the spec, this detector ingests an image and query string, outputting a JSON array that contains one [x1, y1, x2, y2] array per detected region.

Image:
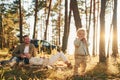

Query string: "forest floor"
[[0, 49, 120, 80]]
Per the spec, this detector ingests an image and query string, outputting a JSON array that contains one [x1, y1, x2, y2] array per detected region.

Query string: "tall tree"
[[0, 3, 3, 49], [58, 0, 61, 45], [112, 0, 118, 57], [99, 0, 107, 62], [96, 0, 100, 56], [107, 1, 113, 58], [19, 0, 23, 43], [33, 0, 38, 39], [87, 0, 92, 54], [62, 0, 69, 52], [44, 0, 52, 40], [71, 0, 82, 30], [85, 0, 88, 28], [62, 0, 82, 52], [92, 0, 96, 56], [88, 0, 92, 33]]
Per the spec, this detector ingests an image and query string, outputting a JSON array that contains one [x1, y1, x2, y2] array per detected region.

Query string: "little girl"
[[74, 28, 89, 76]]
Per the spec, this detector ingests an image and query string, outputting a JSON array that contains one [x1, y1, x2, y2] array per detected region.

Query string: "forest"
[[0, 0, 120, 80]]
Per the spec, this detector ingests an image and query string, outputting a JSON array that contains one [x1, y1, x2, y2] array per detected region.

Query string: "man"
[[1, 37, 73, 69], [12, 35, 36, 64]]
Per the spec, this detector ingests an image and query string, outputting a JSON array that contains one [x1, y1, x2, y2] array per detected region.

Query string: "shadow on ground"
[[0, 65, 52, 80]]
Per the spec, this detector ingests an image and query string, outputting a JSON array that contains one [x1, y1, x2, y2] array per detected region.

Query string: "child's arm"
[[74, 38, 81, 48]]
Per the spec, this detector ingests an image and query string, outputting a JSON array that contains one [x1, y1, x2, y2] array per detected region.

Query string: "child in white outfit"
[[74, 28, 89, 76]]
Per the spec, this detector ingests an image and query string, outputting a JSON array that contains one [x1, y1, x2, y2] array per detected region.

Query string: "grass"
[[0, 52, 120, 80], [0, 65, 53, 80]]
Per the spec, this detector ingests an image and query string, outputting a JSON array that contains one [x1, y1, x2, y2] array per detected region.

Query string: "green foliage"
[[38, 1, 46, 10], [32, 0, 46, 10]]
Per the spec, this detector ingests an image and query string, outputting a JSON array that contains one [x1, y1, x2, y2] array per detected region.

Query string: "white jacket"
[[74, 38, 89, 56]]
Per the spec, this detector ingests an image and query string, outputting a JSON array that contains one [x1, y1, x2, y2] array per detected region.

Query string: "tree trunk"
[[71, 0, 82, 30], [87, 0, 92, 41], [58, 0, 61, 45], [33, 0, 38, 39], [44, 0, 52, 40], [92, 0, 96, 56], [99, 0, 107, 62], [62, 0, 69, 52], [19, 0, 23, 43], [0, 14, 3, 49], [112, 0, 118, 57], [107, 24, 112, 58]]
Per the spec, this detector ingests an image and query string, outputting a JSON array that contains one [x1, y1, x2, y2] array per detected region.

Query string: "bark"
[[0, 14, 3, 49], [92, 0, 96, 56], [71, 0, 82, 30], [99, 0, 107, 62], [112, 0, 118, 57], [19, 0, 23, 43], [62, 0, 69, 52], [33, 0, 38, 39], [44, 0, 52, 40]]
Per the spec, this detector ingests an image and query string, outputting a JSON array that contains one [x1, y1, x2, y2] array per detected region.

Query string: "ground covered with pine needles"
[[0, 49, 120, 80]]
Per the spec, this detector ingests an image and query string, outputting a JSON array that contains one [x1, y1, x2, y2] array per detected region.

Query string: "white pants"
[[29, 52, 68, 66]]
